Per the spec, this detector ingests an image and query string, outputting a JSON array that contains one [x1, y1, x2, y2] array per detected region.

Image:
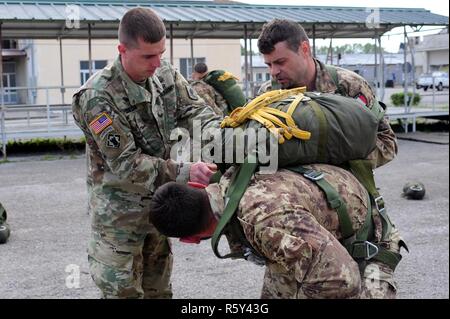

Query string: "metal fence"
[[1, 84, 448, 159], [1, 85, 83, 159]]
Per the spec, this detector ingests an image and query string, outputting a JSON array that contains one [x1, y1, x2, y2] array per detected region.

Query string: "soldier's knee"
[[88, 255, 143, 299]]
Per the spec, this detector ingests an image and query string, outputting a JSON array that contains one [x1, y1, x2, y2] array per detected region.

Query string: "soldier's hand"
[[189, 162, 217, 186]]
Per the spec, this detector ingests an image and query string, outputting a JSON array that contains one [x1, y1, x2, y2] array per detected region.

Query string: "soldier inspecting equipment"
[[71, 7, 221, 299], [257, 19, 398, 169], [150, 87, 407, 299]]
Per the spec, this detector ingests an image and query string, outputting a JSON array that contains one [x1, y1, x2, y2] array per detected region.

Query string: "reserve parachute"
[[221, 87, 378, 166], [203, 70, 247, 111]]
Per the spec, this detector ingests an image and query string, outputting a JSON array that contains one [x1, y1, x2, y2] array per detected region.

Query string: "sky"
[[241, 0, 449, 53]]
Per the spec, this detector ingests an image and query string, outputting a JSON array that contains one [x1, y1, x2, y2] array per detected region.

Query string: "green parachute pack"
[[203, 70, 247, 111], [221, 87, 380, 166]]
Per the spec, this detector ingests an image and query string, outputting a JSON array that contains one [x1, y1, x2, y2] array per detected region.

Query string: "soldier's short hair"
[[119, 8, 166, 48], [194, 62, 208, 74], [258, 19, 309, 54], [149, 182, 210, 238]]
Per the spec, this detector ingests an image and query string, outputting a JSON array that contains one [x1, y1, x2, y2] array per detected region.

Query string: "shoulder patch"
[[106, 133, 121, 148], [186, 85, 199, 101], [89, 112, 112, 135]]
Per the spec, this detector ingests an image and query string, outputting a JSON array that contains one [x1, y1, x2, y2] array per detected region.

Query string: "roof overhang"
[[0, 1, 448, 39]]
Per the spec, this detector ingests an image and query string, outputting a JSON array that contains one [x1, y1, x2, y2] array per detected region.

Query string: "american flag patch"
[[89, 113, 112, 135]]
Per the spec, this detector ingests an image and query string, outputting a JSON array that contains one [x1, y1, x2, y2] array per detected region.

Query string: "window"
[[265, 73, 271, 81], [256, 73, 263, 82], [179, 57, 205, 80], [1, 62, 17, 104], [1, 40, 18, 50], [80, 60, 108, 85]]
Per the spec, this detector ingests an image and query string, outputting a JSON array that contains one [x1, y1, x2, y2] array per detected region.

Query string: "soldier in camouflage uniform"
[[190, 62, 229, 117], [0, 202, 11, 244], [149, 165, 404, 299], [257, 19, 397, 169], [71, 8, 221, 298]]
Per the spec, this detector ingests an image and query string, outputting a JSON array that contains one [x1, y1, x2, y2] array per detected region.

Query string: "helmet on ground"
[[402, 182, 426, 200]]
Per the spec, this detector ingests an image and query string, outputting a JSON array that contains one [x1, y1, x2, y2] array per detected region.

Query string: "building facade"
[[1, 38, 241, 106]]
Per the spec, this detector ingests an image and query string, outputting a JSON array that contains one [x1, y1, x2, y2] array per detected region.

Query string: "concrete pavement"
[[0, 136, 448, 299]]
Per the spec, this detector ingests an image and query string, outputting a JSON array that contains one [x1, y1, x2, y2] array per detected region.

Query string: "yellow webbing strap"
[[220, 87, 312, 144]]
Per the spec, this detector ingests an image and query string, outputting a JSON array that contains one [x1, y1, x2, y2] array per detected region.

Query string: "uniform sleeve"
[[338, 71, 398, 168], [73, 91, 188, 194], [367, 116, 398, 168], [254, 210, 361, 299]]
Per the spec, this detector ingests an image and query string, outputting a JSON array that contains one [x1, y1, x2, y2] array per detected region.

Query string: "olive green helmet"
[[402, 182, 426, 200]]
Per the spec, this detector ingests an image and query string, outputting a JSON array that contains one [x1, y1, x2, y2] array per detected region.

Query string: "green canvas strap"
[[286, 166, 354, 240], [211, 155, 259, 259], [308, 100, 328, 163], [348, 159, 392, 241]]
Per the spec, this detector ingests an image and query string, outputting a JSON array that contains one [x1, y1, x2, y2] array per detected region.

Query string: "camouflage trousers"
[[259, 226, 403, 299], [87, 194, 173, 299], [88, 228, 173, 299], [359, 226, 403, 299], [259, 225, 362, 299]]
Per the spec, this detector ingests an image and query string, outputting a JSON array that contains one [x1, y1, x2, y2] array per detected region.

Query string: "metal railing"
[[1, 85, 83, 159]]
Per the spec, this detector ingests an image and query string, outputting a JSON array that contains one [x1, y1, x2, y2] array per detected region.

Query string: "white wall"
[[31, 38, 241, 105]]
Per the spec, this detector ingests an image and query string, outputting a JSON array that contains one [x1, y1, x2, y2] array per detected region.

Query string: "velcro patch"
[[106, 134, 121, 148], [186, 85, 199, 101], [89, 113, 113, 135]]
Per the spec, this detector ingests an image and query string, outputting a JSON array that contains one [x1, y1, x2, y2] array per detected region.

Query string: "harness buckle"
[[374, 196, 386, 213], [352, 241, 379, 260], [303, 169, 324, 181]]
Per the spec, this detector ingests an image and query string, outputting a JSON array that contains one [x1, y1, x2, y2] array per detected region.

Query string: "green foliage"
[[316, 43, 385, 55], [390, 92, 421, 106], [5, 137, 86, 154]]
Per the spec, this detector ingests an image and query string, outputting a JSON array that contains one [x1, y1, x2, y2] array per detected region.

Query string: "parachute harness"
[[220, 87, 311, 144]]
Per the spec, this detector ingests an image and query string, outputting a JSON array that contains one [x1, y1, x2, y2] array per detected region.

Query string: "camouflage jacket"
[[258, 58, 398, 168], [72, 57, 221, 200], [0, 202, 6, 224], [205, 164, 376, 287], [190, 80, 229, 117]]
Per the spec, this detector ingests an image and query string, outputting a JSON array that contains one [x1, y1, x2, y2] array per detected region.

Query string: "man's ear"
[[118, 43, 126, 55], [300, 41, 311, 56]]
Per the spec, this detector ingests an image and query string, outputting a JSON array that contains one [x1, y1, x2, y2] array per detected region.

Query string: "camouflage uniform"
[[190, 80, 229, 117], [72, 56, 221, 298], [258, 58, 398, 169], [0, 202, 10, 244], [205, 165, 403, 299]]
